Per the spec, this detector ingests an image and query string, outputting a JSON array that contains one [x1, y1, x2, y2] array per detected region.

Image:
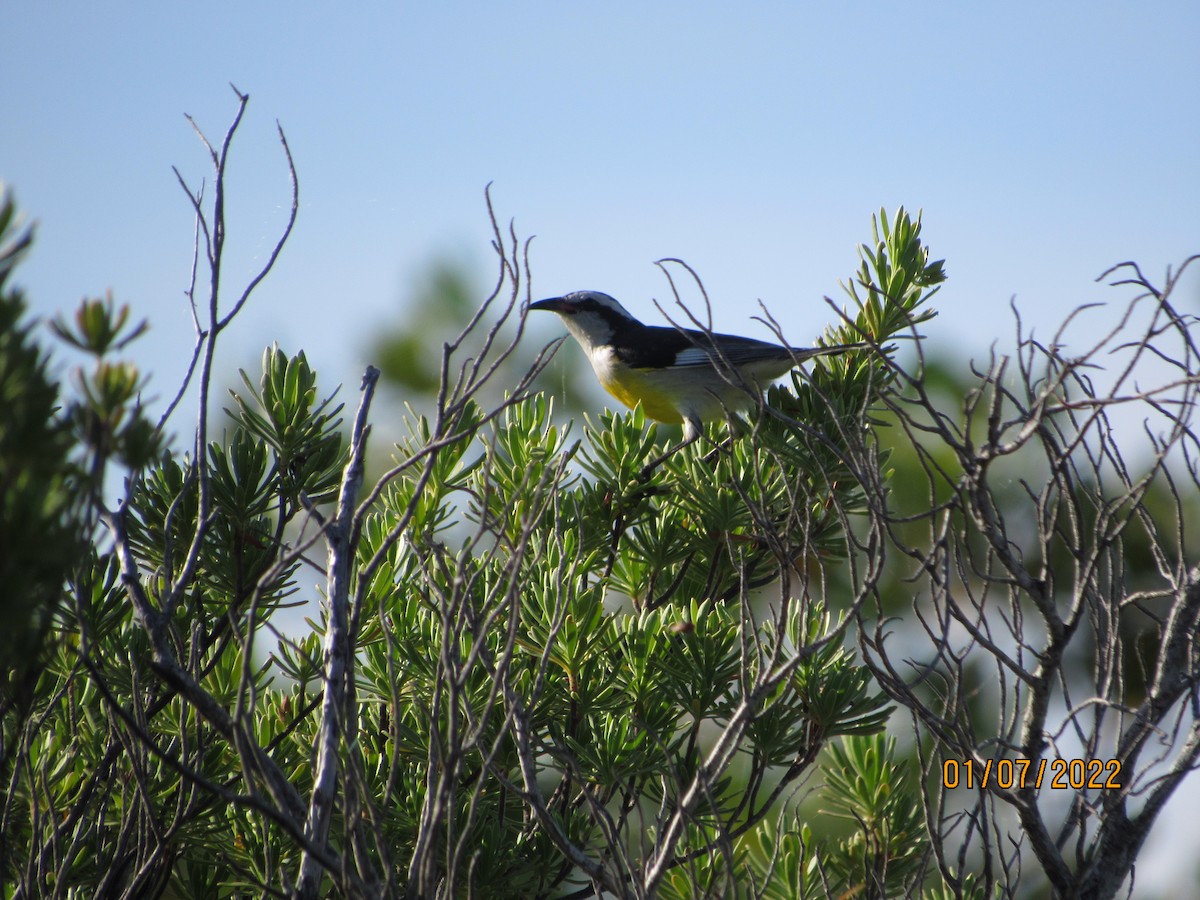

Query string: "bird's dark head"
[[529, 291, 634, 319], [528, 291, 640, 350]]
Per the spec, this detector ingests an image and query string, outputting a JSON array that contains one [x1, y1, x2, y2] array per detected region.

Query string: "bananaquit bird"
[[529, 290, 864, 457]]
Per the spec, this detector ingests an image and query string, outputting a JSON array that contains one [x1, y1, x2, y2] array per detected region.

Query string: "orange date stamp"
[[942, 757, 1122, 790]]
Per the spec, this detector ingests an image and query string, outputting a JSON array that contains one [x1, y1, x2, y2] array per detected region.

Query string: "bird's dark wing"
[[609, 325, 703, 369], [615, 326, 794, 370], [677, 331, 868, 367], [674, 330, 796, 368], [612, 323, 861, 370]]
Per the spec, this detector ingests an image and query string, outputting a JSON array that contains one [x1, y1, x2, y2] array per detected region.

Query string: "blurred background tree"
[[370, 252, 596, 441], [0, 188, 83, 713]]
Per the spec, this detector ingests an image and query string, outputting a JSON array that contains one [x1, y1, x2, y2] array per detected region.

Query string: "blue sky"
[[4, 4, 1200, 891], [5, 3, 1198, 423]]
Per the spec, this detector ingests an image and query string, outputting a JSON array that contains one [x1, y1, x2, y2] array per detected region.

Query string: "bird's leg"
[[638, 431, 701, 481], [638, 411, 751, 479], [699, 436, 734, 468], [638, 415, 707, 480], [698, 413, 746, 467]]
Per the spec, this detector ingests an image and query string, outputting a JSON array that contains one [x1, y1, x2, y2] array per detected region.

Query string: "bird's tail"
[[789, 342, 870, 362]]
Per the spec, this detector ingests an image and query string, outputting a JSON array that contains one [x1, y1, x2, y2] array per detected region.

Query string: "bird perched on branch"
[[529, 290, 865, 460]]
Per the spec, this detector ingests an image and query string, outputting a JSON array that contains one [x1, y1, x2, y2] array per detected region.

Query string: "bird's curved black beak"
[[528, 297, 572, 314]]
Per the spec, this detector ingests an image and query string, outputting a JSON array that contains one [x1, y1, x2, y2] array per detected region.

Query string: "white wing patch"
[[672, 346, 717, 367], [671, 340, 794, 369]]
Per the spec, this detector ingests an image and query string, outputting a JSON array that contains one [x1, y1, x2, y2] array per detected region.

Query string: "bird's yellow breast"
[[596, 365, 684, 425]]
